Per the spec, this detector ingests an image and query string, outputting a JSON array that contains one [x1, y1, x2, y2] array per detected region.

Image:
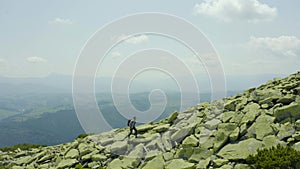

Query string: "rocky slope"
[[1, 71, 300, 169]]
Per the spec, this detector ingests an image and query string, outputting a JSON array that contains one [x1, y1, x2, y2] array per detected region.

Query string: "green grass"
[[0, 143, 46, 152], [0, 109, 20, 120]]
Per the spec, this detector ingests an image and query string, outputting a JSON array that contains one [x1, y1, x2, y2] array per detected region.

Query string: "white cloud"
[[26, 57, 48, 63], [126, 35, 148, 44], [194, 0, 277, 22], [247, 36, 300, 57], [111, 34, 149, 44], [48, 18, 75, 25]]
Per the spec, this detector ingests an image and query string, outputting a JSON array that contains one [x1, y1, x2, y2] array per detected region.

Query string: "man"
[[127, 116, 137, 138]]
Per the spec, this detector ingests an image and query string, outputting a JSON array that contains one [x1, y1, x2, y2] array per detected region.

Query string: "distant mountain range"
[[0, 73, 287, 95]]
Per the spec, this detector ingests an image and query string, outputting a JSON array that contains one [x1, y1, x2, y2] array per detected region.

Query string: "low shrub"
[[246, 144, 300, 169]]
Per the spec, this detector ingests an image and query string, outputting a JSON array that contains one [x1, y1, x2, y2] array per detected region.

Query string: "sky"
[[0, 0, 300, 79]]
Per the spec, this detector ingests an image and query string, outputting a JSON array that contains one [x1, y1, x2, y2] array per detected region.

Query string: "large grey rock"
[[174, 147, 194, 160], [235, 164, 252, 169], [107, 158, 123, 169], [136, 124, 156, 133], [246, 115, 275, 140], [241, 102, 260, 124], [171, 126, 193, 143], [109, 140, 128, 154], [218, 123, 237, 135], [213, 130, 228, 152], [229, 111, 244, 125], [221, 111, 235, 123], [122, 157, 141, 169], [204, 119, 222, 130], [128, 143, 146, 158], [217, 138, 263, 160], [165, 159, 195, 169], [277, 122, 295, 140], [57, 159, 78, 169], [65, 149, 79, 159], [162, 131, 173, 151], [189, 147, 213, 163], [146, 138, 165, 152], [229, 127, 240, 141], [275, 102, 300, 122], [262, 135, 286, 148], [213, 158, 228, 167], [182, 135, 198, 147], [195, 158, 210, 169], [168, 111, 179, 123], [142, 154, 165, 169], [153, 124, 170, 133], [277, 95, 295, 105], [91, 154, 107, 161]]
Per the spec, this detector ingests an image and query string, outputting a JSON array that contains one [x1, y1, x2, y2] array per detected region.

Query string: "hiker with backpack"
[[127, 116, 138, 138]]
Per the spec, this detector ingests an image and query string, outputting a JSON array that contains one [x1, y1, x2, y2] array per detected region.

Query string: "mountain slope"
[[1, 71, 300, 169]]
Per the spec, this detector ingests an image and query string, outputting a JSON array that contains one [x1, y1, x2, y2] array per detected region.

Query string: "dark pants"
[[128, 127, 137, 138]]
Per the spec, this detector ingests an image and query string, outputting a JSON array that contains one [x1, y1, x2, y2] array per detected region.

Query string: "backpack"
[[127, 119, 131, 126]]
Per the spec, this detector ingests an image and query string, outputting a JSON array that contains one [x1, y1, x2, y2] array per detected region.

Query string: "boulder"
[[168, 111, 179, 123], [224, 99, 236, 111], [182, 135, 198, 147], [229, 127, 240, 141], [235, 164, 252, 169], [57, 159, 78, 169], [136, 124, 156, 133], [109, 140, 127, 154], [204, 119, 222, 130], [217, 138, 263, 160], [241, 103, 260, 124], [213, 130, 228, 152], [145, 150, 161, 161], [163, 152, 174, 161], [65, 149, 79, 159], [142, 154, 165, 169], [145, 138, 165, 152], [213, 158, 228, 167], [229, 111, 244, 125], [221, 111, 235, 123], [128, 143, 146, 158], [251, 89, 281, 102], [153, 124, 170, 133], [218, 123, 238, 135], [274, 102, 300, 122], [15, 156, 34, 165], [196, 158, 211, 169], [174, 147, 194, 160], [122, 157, 141, 169], [277, 122, 295, 140], [162, 131, 173, 151], [91, 154, 107, 161], [292, 132, 300, 141], [165, 159, 195, 169], [246, 115, 275, 140], [293, 142, 300, 151], [171, 126, 193, 143], [107, 158, 123, 169], [277, 95, 295, 105], [189, 147, 213, 163], [262, 135, 286, 148]]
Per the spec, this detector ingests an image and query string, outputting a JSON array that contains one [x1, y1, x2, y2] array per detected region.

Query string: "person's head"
[[133, 116, 136, 121]]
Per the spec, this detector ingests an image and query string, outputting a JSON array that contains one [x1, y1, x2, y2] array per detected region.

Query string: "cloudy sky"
[[0, 0, 299, 79]]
